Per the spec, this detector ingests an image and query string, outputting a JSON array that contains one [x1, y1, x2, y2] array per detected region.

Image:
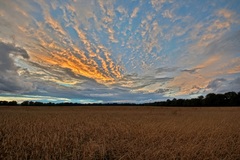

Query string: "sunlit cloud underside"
[[0, 0, 240, 103]]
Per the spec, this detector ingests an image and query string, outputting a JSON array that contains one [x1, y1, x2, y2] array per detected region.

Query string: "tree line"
[[0, 91, 240, 106], [146, 92, 240, 106]]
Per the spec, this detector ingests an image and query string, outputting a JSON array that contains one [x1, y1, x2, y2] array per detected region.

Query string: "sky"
[[0, 0, 240, 103]]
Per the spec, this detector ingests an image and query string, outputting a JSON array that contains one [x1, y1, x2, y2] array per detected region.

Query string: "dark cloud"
[[207, 77, 240, 93], [207, 78, 226, 90], [22, 76, 169, 103], [181, 68, 201, 74], [228, 77, 240, 92], [155, 67, 178, 74], [155, 88, 170, 94], [0, 42, 29, 69], [121, 74, 173, 83], [0, 41, 34, 93]]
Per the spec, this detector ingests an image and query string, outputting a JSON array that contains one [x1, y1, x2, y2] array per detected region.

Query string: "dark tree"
[[21, 101, 30, 106], [8, 101, 18, 106], [224, 92, 238, 106], [205, 93, 217, 106]]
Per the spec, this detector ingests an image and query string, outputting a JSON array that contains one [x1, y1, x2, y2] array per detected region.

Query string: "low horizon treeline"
[[0, 91, 240, 106], [147, 91, 240, 106]]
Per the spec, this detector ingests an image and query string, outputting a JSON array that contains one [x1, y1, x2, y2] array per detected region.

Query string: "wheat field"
[[0, 106, 240, 159]]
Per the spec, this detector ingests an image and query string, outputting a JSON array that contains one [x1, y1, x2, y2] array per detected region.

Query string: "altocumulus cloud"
[[0, 0, 240, 103]]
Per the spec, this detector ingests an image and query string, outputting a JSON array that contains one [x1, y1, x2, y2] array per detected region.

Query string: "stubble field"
[[0, 106, 240, 159]]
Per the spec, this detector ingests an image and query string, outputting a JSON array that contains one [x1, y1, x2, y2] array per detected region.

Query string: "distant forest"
[[1, 91, 240, 106]]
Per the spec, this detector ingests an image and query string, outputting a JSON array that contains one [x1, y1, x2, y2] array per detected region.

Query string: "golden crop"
[[0, 106, 240, 159]]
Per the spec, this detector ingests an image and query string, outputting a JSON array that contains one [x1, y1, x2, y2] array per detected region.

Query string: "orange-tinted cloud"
[[9, 0, 123, 84]]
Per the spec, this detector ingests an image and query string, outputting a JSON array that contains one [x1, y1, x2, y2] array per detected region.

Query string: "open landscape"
[[1, 106, 240, 159], [1, 0, 240, 159]]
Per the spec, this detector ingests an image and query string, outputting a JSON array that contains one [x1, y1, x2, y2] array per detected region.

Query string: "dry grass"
[[0, 106, 240, 159]]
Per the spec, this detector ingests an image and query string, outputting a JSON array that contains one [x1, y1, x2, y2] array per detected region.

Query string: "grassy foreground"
[[0, 106, 240, 159]]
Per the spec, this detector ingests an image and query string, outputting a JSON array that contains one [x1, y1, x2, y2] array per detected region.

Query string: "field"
[[0, 106, 240, 159]]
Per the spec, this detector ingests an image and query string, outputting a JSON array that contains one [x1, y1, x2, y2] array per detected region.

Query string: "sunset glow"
[[0, 0, 239, 103]]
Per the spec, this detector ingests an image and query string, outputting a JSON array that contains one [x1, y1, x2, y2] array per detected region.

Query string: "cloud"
[[131, 7, 139, 18], [116, 6, 128, 16], [162, 10, 173, 19], [69, 0, 97, 26], [151, 0, 166, 11], [217, 9, 233, 19], [23, 10, 121, 84], [0, 0, 239, 103], [0, 41, 34, 93], [207, 78, 227, 90], [167, 72, 209, 96], [169, 30, 240, 96], [189, 8, 238, 50], [227, 59, 240, 74], [181, 68, 201, 74], [0, 94, 72, 103], [1, 0, 122, 86], [155, 88, 170, 94], [155, 67, 178, 74], [206, 77, 240, 93], [229, 77, 240, 91], [116, 73, 173, 95], [18, 76, 167, 103], [137, 19, 163, 60]]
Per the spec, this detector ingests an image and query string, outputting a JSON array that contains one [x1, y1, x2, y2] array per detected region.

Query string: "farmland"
[[0, 106, 240, 159]]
